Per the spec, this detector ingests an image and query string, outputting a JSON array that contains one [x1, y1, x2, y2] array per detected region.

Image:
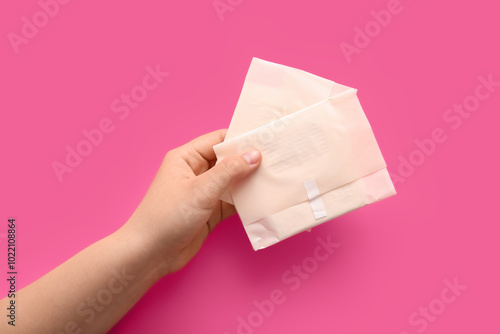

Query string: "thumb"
[[195, 149, 262, 204]]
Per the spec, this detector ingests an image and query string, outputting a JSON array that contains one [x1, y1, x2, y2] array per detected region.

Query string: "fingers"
[[204, 193, 236, 234], [220, 201, 237, 221], [185, 129, 227, 161], [194, 150, 262, 209], [179, 129, 227, 175]]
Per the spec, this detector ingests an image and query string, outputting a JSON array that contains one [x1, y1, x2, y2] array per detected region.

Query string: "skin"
[[0, 129, 262, 334]]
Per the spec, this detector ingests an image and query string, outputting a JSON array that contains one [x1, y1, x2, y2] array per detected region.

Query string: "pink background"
[[1, 0, 499, 333]]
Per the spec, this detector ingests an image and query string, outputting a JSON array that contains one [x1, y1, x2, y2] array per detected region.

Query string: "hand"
[[123, 129, 262, 276], [1, 129, 261, 334]]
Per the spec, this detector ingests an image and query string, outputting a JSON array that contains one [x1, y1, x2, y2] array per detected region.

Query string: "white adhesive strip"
[[303, 179, 327, 219]]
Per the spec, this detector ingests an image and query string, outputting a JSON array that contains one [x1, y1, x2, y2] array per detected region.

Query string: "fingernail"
[[242, 150, 261, 165]]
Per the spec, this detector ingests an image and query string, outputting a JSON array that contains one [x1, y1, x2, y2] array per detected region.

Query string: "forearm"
[[0, 129, 260, 333], [0, 224, 161, 334]]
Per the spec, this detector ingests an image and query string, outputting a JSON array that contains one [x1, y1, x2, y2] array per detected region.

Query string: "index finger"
[[186, 129, 227, 161], [179, 129, 227, 175]]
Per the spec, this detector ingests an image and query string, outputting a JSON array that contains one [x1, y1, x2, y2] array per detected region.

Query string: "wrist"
[[114, 219, 168, 282]]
